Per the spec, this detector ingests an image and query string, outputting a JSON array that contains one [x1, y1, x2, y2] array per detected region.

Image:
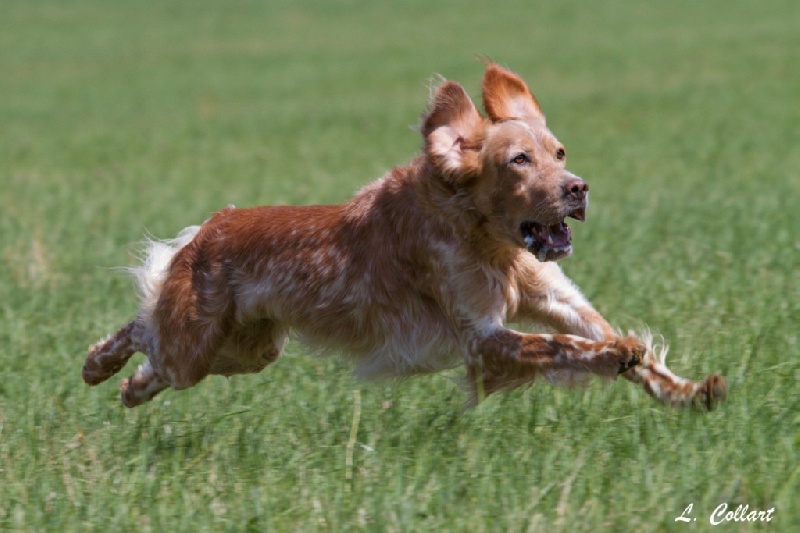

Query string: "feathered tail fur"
[[128, 225, 201, 325]]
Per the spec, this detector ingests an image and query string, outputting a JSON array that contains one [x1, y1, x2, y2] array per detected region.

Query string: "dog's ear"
[[482, 64, 545, 124], [422, 81, 484, 181]]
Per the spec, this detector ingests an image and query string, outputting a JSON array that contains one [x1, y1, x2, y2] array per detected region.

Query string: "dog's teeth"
[[538, 248, 548, 262], [546, 235, 553, 245], [524, 235, 534, 247]]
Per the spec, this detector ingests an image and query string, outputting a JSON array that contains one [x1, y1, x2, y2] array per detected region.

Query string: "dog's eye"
[[511, 153, 529, 165], [556, 148, 566, 160]]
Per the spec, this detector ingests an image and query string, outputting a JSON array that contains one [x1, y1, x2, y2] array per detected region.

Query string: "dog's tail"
[[128, 225, 202, 323]]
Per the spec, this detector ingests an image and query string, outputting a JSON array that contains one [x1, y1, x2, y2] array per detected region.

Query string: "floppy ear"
[[482, 63, 545, 124], [422, 81, 484, 180]]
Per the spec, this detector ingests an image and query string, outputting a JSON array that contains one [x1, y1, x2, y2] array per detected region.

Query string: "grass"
[[1, 0, 798, 530]]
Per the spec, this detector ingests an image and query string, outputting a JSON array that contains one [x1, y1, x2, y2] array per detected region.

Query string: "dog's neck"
[[408, 156, 521, 269]]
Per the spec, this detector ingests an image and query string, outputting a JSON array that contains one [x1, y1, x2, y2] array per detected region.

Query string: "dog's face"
[[478, 118, 588, 262], [423, 64, 588, 262]]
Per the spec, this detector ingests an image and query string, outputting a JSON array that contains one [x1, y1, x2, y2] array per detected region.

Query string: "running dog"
[[83, 64, 727, 409]]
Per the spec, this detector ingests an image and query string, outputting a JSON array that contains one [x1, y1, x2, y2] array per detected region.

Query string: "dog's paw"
[[82, 357, 125, 386], [119, 377, 140, 408], [613, 336, 646, 374], [696, 374, 728, 410]]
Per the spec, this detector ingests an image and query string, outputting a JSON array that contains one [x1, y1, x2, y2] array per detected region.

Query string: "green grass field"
[[2, 1, 798, 530]]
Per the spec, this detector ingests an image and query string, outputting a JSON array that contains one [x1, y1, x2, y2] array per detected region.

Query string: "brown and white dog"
[[83, 64, 727, 409]]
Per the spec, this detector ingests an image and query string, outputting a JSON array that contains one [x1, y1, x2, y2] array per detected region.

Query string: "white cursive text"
[[709, 503, 775, 525]]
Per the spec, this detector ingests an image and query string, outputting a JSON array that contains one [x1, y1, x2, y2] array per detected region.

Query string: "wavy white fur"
[[127, 225, 201, 325]]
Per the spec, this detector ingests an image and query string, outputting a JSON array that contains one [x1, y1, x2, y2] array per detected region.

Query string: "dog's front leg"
[[514, 264, 727, 409], [466, 327, 644, 402], [619, 338, 728, 410]]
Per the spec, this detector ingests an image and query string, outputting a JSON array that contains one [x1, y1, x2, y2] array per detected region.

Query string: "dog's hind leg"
[[113, 317, 228, 407], [83, 318, 150, 386], [119, 359, 170, 408]]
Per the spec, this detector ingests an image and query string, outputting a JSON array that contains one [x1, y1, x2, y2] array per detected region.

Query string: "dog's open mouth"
[[521, 220, 573, 262]]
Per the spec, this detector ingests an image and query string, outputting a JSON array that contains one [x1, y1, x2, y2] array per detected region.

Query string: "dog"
[[83, 63, 727, 410]]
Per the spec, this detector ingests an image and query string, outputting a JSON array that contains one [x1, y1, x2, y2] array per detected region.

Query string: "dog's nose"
[[563, 178, 589, 200]]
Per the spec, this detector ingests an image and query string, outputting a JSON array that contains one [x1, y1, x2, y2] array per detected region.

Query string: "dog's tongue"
[[568, 207, 586, 222], [547, 223, 571, 246]]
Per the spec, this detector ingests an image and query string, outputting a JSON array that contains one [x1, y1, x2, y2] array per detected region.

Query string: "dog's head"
[[422, 64, 588, 262]]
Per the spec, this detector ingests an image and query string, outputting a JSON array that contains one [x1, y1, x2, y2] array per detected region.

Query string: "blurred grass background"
[[1, 1, 798, 530]]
